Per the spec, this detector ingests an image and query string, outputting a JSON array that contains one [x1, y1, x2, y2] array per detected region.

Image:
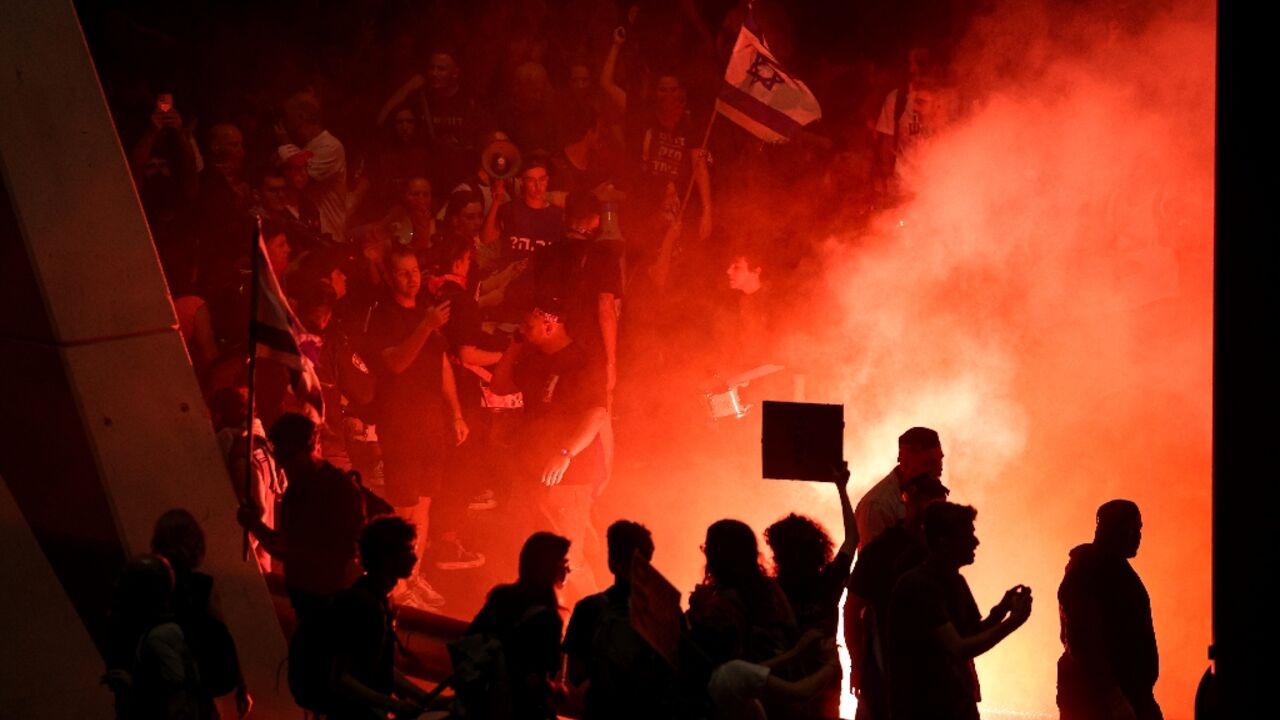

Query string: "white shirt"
[[854, 467, 907, 550], [280, 130, 347, 240]]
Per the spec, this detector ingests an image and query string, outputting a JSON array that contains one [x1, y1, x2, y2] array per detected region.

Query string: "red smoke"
[[602, 1, 1213, 717]]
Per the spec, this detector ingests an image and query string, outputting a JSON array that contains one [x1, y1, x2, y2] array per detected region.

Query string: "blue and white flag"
[[251, 228, 324, 422], [716, 11, 822, 143]]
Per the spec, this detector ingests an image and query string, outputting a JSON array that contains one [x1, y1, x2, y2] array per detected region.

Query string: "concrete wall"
[[0, 1, 295, 716]]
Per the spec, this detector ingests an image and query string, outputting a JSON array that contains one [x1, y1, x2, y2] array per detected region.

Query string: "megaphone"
[[481, 139, 522, 180]]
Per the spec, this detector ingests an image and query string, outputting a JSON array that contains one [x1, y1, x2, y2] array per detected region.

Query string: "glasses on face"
[[522, 174, 549, 186]]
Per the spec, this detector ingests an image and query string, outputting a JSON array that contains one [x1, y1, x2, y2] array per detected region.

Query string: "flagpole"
[[654, 97, 720, 292], [243, 216, 263, 562]]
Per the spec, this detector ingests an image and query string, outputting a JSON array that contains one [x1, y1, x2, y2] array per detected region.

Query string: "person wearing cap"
[[490, 302, 608, 599], [854, 426, 945, 551], [846, 473, 950, 720], [275, 90, 348, 241], [1057, 500, 1161, 720]]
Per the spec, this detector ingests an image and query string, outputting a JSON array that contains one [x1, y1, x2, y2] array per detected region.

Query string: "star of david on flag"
[[716, 10, 822, 143]]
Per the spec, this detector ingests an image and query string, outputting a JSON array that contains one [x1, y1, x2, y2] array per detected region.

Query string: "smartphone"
[[156, 93, 174, 113]]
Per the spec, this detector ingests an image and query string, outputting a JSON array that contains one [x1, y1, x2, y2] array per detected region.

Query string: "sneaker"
[[395, 576, 446, 611], [467, 488, 498, 511], [434, 538, 487, 571]]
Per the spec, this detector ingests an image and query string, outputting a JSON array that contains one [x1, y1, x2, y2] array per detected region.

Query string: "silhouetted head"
[[897, 426, 944, 480], [606, 520, 654, 581], [150, 509, 206, 574], [901, 472, 951, 525], [358, 515, 418, 581], [268, 412, 320, 477], [1094, 499, 1142, 558], [113, 554, 175, 625], [702, 519, 765, 587], [923, 502, 979, 569], [764, 513, 834, 580], [519, 531, 571, 590]]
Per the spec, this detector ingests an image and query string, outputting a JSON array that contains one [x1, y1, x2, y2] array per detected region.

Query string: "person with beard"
[[1057, 500, 1162, 720]]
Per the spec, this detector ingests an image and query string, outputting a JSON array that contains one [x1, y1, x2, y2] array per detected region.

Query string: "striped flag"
[[251, 227, 324, 421], [715, 11, 822, 143]]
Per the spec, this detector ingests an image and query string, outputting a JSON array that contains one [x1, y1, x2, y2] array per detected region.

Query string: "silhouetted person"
[[846, 473, 950, 720], [103, 555, 209, 720], [151, 509, 250, 717], [888, 502, 1032, 720], [237, 413, 367, 620], [764, 468, 856, 719], [326, 515, 433, 719], [1057, 500, 1162, 720], [563, 520, 671, 719], [855, 427, 945, 550], [688, 519, 798, 668], [463, 532, 572, 720]]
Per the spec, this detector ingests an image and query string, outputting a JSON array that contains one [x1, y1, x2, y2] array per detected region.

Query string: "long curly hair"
[[764, 513, 835, 583]]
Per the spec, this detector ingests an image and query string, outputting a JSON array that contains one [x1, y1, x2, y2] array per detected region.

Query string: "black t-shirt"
[[778, 550, 854, 636], [433, 278, 487, 408], [329, 576, 395, 720], [364, 296, 447, 435], [849, 523, 928, 623], [888, 561, 983, 720], [549, 151, 612, 198], [532, 235, 623, 355], [513, 342, 606, 486], [498, 201, 564, 262], [493, 201, 565, 324]]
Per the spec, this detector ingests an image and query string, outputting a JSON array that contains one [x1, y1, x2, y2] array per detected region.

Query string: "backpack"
[[172, 572, 241, 699], [447, 604, 550, 719], [180, 612, 241, 698]]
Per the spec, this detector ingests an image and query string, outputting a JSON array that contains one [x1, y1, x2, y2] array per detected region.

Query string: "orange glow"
[[602, 1, 1213, 718]]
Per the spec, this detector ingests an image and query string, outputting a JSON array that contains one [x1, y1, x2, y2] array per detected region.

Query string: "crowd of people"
[[105, 426, 1161, 720], [82, 1, 1164, 719]]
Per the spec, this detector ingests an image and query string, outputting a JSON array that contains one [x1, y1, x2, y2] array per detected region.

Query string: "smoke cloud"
[[602, 1, 1213, 717]]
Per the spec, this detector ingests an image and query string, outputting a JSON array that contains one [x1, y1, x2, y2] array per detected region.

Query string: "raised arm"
[[600, 27, 628, 114]]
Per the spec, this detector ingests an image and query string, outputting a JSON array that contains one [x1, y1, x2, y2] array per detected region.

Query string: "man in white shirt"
[[276, 91, 348, 241]]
